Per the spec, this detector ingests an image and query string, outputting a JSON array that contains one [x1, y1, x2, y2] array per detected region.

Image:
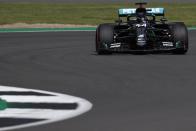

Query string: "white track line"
[[0, 109, 76, 119], [0, 86, 93, 131], [0, 95, 81, 103]]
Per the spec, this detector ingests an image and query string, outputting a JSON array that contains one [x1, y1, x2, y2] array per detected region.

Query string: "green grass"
[[0, 3, 195, 26]]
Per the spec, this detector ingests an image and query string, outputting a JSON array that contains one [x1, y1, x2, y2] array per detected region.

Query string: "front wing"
[[101, 41, 179, 53]]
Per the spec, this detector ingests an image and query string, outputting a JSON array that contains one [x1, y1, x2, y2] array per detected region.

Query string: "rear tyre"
[[96, 24, 114, 55], [169, 22, 188, 54]]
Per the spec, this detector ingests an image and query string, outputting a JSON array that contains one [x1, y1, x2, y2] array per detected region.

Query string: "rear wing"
[[118, 8, 165, 17]]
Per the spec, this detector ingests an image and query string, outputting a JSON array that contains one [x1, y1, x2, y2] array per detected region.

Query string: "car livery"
[[96, 2, 188, 54]]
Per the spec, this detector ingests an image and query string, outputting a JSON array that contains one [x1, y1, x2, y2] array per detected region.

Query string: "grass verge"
[[0, 3, 195, 27]]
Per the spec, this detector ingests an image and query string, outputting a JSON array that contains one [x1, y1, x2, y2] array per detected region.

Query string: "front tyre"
[[169, 22, 188, 54], [95, 24, 114, 55]]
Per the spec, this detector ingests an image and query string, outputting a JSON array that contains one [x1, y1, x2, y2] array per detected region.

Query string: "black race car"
[[95, 2, 188, 54]]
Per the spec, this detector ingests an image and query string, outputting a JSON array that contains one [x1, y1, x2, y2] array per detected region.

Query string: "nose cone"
[[136, 25, 147, 47], [137, 34, 146, 46]]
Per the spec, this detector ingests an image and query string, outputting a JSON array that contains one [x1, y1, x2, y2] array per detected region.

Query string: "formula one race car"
[[95, 2, 188, 54]]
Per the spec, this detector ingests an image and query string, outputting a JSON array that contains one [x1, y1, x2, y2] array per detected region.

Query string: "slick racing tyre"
[[96, 24, 114, 55], [169, 22, 188, 54]]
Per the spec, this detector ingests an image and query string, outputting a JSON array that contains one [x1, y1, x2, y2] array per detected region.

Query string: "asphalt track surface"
[[0, 0, 195, 2], [0, 30, 195, 131]]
